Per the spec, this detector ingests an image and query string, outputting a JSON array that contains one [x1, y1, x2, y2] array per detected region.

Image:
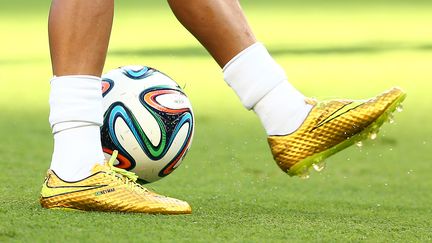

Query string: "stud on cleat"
[[388, 114, 395, 124], [298, 167, 310, 179], [312, 161, 326, 172], [396, 104, 403, 113]]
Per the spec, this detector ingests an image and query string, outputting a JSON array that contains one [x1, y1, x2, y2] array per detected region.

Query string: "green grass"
[[1, 0, 432, 242]]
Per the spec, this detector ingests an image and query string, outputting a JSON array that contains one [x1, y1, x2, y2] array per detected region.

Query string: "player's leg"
[[48, 0, 113, 181], [49, 0, 112, 76], [167, 0, 255, 67], [42, 0, 190, 214], [168, 0, 313, 135], [168, 0, 406, 177]]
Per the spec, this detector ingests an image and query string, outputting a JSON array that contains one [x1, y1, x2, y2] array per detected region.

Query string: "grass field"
[[1, 0, 432, 242]]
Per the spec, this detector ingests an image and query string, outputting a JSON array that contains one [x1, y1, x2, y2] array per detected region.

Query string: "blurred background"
[[0, 0, 431, 241]]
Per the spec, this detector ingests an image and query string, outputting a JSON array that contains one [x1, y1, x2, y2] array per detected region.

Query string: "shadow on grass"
[[2, 43, 431, 65], [109, 43, 432, 57]]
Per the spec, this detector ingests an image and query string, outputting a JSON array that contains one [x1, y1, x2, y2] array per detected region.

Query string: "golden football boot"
[[268, 87, 406, 178], [40, 151, 191, 214]]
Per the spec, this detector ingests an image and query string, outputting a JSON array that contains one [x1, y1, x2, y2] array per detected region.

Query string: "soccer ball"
[[101, 65, 194, 183]]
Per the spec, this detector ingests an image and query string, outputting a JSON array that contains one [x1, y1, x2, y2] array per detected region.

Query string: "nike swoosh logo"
[[310, 101, 365, 132], [41, 175, 107, 198]]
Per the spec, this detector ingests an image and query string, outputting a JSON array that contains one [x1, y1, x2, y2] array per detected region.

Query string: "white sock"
[[49, 75, 105, 181], [223, 42, 313, 135]]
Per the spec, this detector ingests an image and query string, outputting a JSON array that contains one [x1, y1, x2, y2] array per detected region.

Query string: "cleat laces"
[[106, 150, 148, 191]]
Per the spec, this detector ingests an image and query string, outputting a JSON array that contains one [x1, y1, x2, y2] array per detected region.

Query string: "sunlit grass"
[[0, 1, 431, 241]]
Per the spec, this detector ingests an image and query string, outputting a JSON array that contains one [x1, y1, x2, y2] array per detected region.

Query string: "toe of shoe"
[[368, 87, 406, 110]]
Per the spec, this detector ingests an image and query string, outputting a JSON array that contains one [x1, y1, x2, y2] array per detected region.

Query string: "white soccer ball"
[[101, 65, 194, 183]]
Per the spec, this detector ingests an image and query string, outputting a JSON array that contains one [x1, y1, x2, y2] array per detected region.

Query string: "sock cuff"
[[49, 75, 103, 129], [253, 82, 311, 135], [222, 43, 262, 72], [223, 42, 286, 109], [50, 75, 101, 83]]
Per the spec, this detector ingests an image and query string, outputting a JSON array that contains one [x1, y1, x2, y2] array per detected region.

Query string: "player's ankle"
[[48, 76, 105, 181], [223, 42, 313, 135], [253, 82, 313, 135], [50, 125, 105, 181], [223, 42, 286, 109]]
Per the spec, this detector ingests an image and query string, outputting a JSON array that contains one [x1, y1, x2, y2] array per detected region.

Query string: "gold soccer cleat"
[[40, 151, 191, 214], [268, 87, 406, 178]]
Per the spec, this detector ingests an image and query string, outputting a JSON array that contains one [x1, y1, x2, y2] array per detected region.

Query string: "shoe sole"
[[46, 206, 191, 214], [287, 92, 407, 177], [49, 207, 83, 212]]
